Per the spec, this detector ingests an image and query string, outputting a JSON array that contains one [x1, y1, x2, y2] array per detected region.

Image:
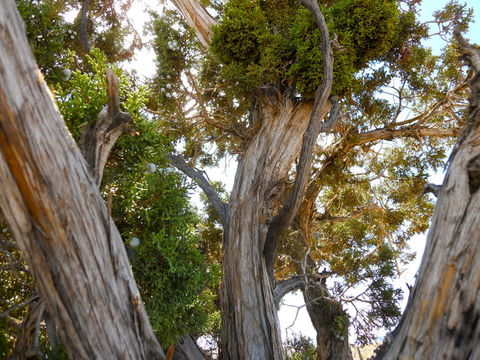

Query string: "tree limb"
[[0, 296, 39, 319], [273, 275, 305, 305], [78, 68, 134, 186], [168, 154, 229, 227], [170, 0, 216, 47], [264, 0, 333, 277], [455, 30, 480, 73], [317, 204, 383, 223], [79, 0, 91, 53], [422, 183, 442, 197]]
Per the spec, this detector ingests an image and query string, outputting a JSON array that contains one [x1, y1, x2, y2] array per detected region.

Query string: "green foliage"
[[16, 0, 141, 84], [55, 48, 149, 140], [16, 0, 75, 82], [207, 0, 402, 99], [56, 49, 220, 346], [285, 334, 317, 360]]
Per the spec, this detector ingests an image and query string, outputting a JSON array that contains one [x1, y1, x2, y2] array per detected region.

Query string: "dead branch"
[[78, 68, 133, 186]]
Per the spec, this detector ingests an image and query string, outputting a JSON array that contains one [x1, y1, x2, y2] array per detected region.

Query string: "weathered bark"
[[0, 1, 164, 359], [170, 0, 215, 48], [171, 0, 334, 357], [221, 92, 317, 359], [373, 33, 480, 360], [303, 284, 353, 360], [78, 68, 133, 186], [173, 335, 206, 360]]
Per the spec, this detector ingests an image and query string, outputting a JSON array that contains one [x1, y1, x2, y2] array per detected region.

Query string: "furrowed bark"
[[374, 32, 480, 360], [222, 91, 313, 359], [0, 1, 164, 358], [303, 283, 353, 360]]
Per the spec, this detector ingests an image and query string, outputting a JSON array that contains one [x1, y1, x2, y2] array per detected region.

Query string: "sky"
[[122, 0, 480, 345]]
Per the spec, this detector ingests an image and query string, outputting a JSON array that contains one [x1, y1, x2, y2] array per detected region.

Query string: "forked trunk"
[[221, 90, 314, 359]]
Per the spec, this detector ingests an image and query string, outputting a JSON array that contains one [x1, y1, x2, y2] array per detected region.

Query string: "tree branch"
[[170, 0, 216, 47], [317, 204, 383, 223], [168, 154, 229, 227], [0, 295, 39, 319], [273, 275, 305, 305], [79, 0, 91, 53], [264, 0, 334, 278], [422, 183, 442, 197], [78, 68, 133, 186], [455, 30, 480, 73]]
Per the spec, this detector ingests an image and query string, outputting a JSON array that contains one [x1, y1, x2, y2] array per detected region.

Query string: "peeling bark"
[[221, 91, 326, 359], [170, 0, 216, 48], [0, 1, 164, 358]]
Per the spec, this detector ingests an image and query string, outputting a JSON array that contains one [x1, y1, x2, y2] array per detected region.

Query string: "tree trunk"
[[221, 91, 316, 359], [303, 285, 353, 360], [0, 1, 164, 359], [169, 1, 335, 358], [7, 299, 44, 360], [374, 35, 480, 360]]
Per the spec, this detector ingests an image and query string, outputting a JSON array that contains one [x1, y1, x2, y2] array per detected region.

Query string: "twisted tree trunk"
[[170, 0, 334, 358], [0, 1, 164, 358], [221, 92, 314, 359]]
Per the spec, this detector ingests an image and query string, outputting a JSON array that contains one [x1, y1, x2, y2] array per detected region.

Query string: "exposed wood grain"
[[222, 91, 314, 359], [264, 0, 334, 277], [0, 1, 164, 358]]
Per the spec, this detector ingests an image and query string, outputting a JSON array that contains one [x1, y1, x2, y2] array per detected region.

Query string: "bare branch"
[[168, 154, 229, 227], [317, 204, 383, 223], [422, 183, 442, 197], [0, 295, 39, 319], [78, 68, 134, 186], [170, 0, 216, 47], [274, 275, 305, 305], [455, 30, 480, 73], [264, 0, 333, 278], [79, 0, 91, 53]]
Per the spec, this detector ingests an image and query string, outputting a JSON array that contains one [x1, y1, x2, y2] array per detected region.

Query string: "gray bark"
[[0, 1, 164, 358]]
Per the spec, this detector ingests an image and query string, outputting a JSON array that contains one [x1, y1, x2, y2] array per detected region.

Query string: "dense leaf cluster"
[[208, 0, 402, 99]]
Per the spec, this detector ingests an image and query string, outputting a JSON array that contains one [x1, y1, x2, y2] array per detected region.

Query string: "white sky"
[[122, 0, 480, 346]]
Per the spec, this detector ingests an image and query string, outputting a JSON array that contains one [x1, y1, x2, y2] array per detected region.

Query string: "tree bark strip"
[[0, 1, 164, 358]]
